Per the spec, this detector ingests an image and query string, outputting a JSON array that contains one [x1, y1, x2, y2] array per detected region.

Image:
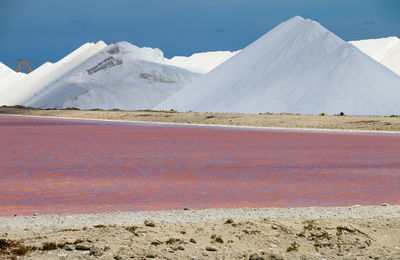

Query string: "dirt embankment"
[[1, 106, 400, 132], [1, 206, 400, 259]]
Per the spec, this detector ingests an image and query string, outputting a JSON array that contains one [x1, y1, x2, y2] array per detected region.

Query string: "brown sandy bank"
[[1, 206, 400, 259], [1, 106, 400, 132]]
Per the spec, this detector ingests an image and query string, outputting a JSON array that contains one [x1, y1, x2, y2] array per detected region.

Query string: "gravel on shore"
[[2, 205, 399, 230], [1, 206, 400, 259]]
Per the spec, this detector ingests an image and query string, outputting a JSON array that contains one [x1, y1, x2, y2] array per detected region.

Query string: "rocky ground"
[[1, 206, 400, 259], [1, 106, 400, 132]]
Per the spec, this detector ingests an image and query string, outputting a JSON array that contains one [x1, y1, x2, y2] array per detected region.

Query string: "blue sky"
[[1, 0, 399, 69]]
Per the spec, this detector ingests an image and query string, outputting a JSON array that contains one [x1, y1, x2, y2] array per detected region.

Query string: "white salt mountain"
[[0, 62, 26, 93], [350, 37, 400, 75], [24, 42, 201, 110], [0, 41, 108, 106], [0, 45, 228, 110], [1, 41, 200, 110], [170, 50, 240, 73], [157, 16, 400, 116]]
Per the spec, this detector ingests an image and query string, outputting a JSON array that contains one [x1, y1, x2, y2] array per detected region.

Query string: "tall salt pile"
[[0, 41, 107, 106], [170, 51, 240, 73], [22, 42, 201, 110], [350, 37, 400, 75], [0, 62, 26, 93], [157, 16, 400, 116]]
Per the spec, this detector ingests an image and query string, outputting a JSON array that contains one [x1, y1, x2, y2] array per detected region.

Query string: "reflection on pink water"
[[0, 115, 399, 216]]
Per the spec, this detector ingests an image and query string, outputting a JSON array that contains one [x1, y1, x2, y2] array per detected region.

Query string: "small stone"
[[146, 253, 157, 258], [2, 233, 8, 237], [224, 218, 234, 224], [63, 244, 75, 251], [33, 213, 39, 217], [178, 245, 185, 250], [83, 226, 88, 230], [114, 255, 124, 260], [381, 203, 390, 206], [144, 220, 156, 227], [75, 243, 91, 251], [130, 254, 136, 258], [190, 238, 197, 243], [191, 257, 202, 260], [206, 246, 217, 252], [271, 225, 278, 230], [90, 247, 103, 257], [202, 252, 209, 256], [249, 253, 266, 260]]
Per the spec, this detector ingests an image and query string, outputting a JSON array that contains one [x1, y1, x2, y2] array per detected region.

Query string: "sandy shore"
[[1, 206, 400, 259], [1, 106, 400, 132]]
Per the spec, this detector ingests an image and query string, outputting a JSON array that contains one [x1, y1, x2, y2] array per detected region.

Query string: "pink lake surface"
[[0, 115, 399, 217]]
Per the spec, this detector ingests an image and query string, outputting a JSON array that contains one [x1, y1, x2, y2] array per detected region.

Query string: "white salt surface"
[[7, 42, 201, 110], [350, 36, 400, 75], [0, 62, 26, 93], [0, 41, 108, 106], [2, 17, 400, 115], [157, 16, 400, 116], [170, 50, 240, 73]]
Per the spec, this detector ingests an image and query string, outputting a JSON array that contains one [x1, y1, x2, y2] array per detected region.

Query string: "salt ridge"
[[0, 41, 108, 106], [350, 36, 400, 75], [24, 42, 201, 110], [0, 62, 26, 93], [157, 16, 400, 116], [1, 18, 399, 114], [170, 50, 240, 73]]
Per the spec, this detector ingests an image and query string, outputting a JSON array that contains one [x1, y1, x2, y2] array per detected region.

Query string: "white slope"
[[0, 62, 26, 93], [350, 37, 400, 75], [157, 16, 400, 116], [0, 41, 107, 106], [169, 51, 240, 73], [24, 42, 201, 110], [0, 61, 15, 79]]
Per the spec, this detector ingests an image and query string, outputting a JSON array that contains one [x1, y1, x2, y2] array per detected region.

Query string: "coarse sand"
[[1, 206, 400, 259]]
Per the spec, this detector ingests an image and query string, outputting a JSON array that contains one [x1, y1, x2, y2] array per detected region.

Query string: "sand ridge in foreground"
[[1, 206, 400, 259], [1, 106, 400, 132]]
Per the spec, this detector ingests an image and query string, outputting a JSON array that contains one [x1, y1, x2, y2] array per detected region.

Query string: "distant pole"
[[15, 59, 32, 73]]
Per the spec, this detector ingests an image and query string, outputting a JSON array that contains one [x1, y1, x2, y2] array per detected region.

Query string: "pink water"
[[0, 115, 399, 216]]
